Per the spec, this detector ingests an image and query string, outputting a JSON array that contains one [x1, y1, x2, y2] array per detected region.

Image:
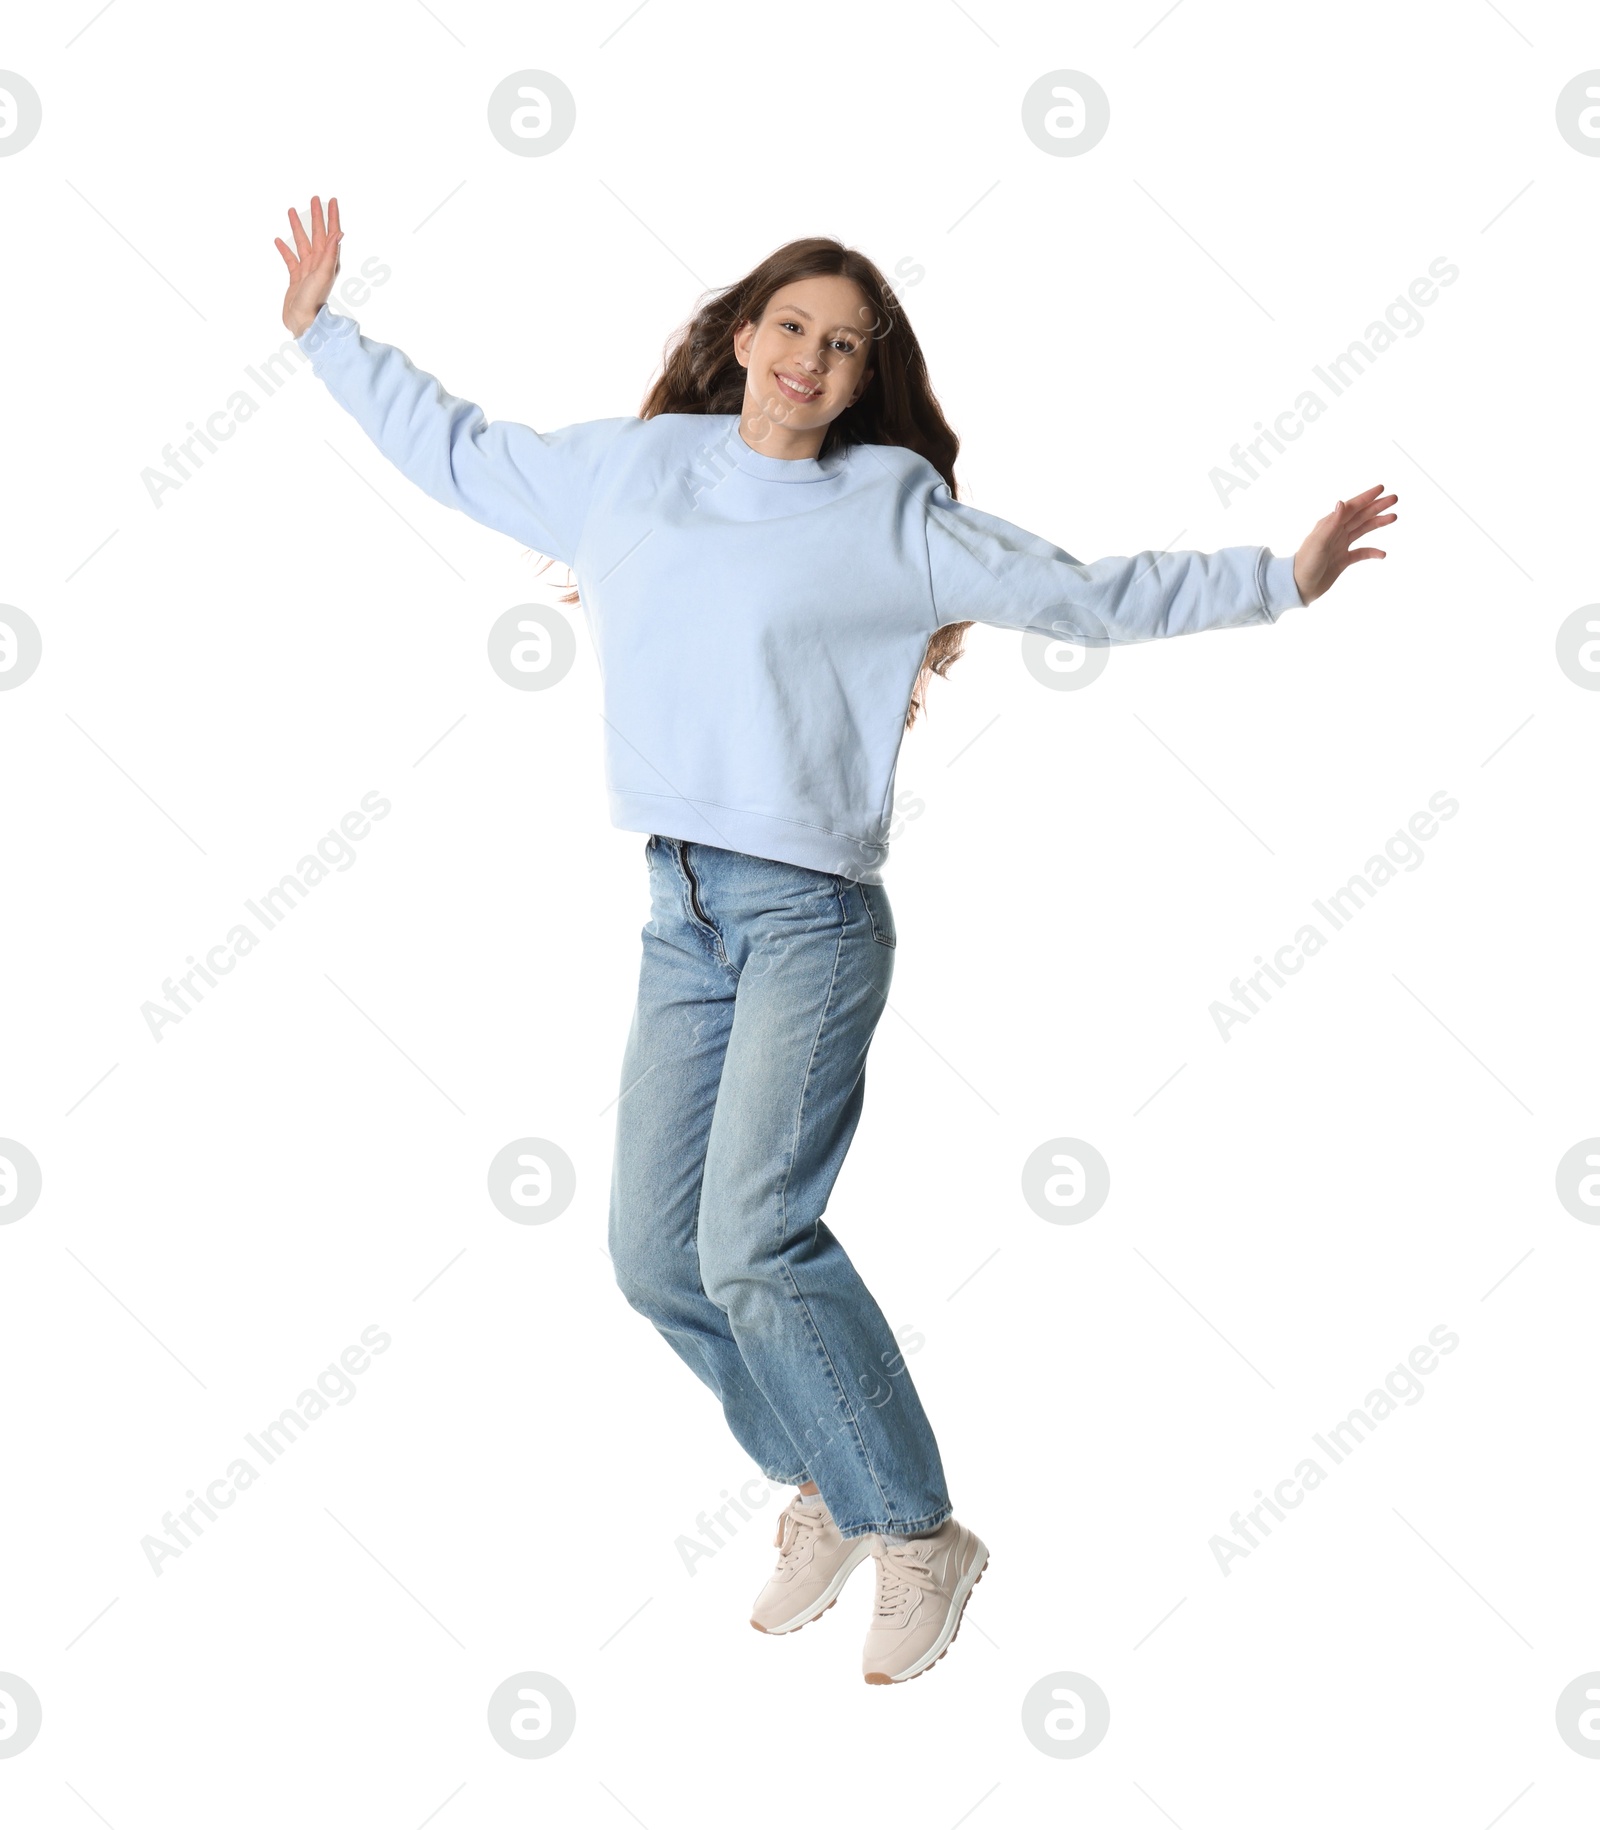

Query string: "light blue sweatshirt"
[[297, 303, 1303, 883]]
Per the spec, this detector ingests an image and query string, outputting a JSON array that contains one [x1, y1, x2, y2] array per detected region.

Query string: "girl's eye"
[[780, 321, 857, 356]]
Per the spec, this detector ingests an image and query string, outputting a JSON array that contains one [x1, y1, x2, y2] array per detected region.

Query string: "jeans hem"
[[834, 1501, 954, 1542]]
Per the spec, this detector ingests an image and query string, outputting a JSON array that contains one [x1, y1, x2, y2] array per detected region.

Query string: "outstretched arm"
[[274, 194, 630, 566], [922, 476, 1397, 642]]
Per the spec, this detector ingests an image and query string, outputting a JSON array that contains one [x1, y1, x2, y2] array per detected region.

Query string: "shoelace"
[[872, 1534, 941, 1620], [773, 1497, 829, 1566]]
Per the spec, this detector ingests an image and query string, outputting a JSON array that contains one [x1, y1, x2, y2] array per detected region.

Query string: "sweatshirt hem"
[[609, 791, 888, 884]]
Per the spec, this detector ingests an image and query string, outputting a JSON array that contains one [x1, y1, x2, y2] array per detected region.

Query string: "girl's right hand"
[[276, 195, 342, 337]]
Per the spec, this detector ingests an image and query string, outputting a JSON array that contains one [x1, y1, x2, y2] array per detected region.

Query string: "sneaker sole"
[[750, 1536, 877, 1636], [863, 1540, 989, 1684]]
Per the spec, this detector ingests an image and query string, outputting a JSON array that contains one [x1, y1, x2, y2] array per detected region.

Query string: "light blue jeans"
[[607, 835, 952, 1541]]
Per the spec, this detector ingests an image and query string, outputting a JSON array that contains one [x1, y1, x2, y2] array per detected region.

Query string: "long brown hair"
[[534, 236, 971, 730]]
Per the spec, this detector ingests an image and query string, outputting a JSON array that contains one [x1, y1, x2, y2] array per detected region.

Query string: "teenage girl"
[[276, 195, 1397, 1686]]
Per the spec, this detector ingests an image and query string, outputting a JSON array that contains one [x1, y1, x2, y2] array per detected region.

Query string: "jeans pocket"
[[857, 881, 897, 948]]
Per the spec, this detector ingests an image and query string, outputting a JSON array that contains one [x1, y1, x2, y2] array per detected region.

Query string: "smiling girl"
[[276, 194, 1396, 1686]]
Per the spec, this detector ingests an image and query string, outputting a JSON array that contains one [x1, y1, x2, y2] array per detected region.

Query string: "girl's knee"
[[697, 1233, 781, 1317], [609, 1215, 700, 1315]]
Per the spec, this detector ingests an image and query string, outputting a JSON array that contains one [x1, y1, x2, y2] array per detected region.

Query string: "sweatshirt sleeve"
[[295, 305, 633, 566], [922, 479, 1304, 643]]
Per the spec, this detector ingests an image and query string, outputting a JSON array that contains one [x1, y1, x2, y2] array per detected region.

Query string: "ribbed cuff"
[[1260, 549, 1304, 619], [295, 303, 357, 360]]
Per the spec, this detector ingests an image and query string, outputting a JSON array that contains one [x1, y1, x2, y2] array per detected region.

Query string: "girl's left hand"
[[277, 194, 343, 338], [1292, 485, 1398, 605]]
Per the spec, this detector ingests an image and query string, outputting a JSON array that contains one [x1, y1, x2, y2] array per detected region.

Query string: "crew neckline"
[[723, 414, 847, 483]]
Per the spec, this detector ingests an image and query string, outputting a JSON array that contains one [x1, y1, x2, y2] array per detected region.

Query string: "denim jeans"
[[607, 835, 952, 1541]]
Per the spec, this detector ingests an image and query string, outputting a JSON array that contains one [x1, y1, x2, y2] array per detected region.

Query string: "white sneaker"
[[749, 1491, 875, 1635], [861, 1517, 989, 1684]]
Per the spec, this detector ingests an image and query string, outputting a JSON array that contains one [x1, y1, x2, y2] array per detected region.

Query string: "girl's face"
[[733, 272, 878, 433]]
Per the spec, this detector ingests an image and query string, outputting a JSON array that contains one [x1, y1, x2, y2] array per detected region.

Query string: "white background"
[[2, 0, 1596, 1821]]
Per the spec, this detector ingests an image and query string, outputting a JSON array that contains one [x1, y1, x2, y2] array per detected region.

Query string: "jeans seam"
[[776, 883, 850, 1256], [771, 890, 894, 1530], [857, 882, 896, 948], [778, 1259, 895, 1533]]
